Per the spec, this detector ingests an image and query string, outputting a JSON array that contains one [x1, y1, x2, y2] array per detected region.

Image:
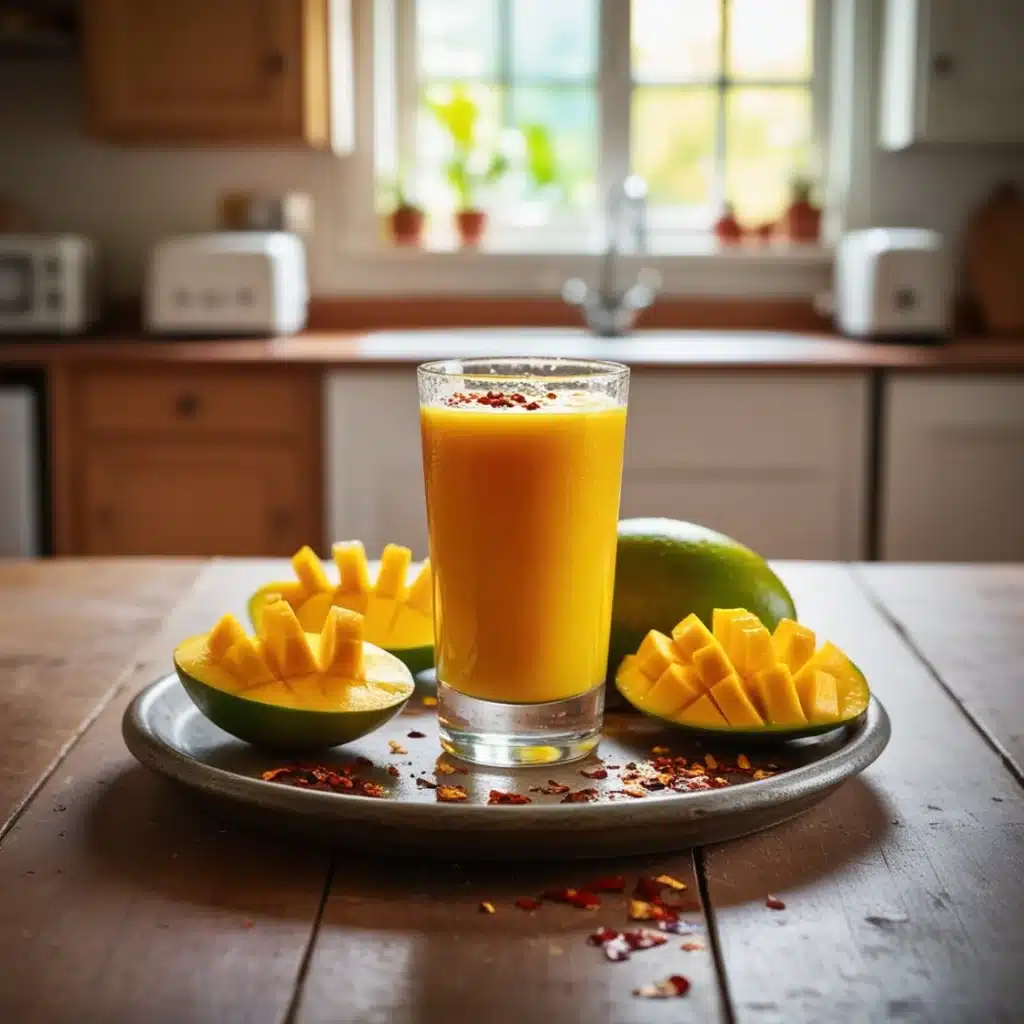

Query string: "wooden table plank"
[[0, 558, 203, 833], [855, 564, 1024, 780], [0, 561, 332, 1024], [700, 564, 1023, 1023], [295, 853, 722, 1024]]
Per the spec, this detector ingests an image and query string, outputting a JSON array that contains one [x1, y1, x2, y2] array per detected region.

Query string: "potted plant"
[[428, 86, 509, 247], [781, 175, 822, 244], [380, 174, 425, 247], [713, 202, 744, 245]]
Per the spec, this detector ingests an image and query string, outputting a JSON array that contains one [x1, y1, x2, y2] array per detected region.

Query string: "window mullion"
[[394, 0, 418, 181], [598, 0, 631, 225], [499, 0, 513, 127], [713, 0, 729, 215]]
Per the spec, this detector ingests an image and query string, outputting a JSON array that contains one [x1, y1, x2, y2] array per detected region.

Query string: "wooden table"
[[0, 559, 1020, 1023]]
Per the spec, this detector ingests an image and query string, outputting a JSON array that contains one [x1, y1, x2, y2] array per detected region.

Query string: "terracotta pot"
[[455, 209, 487, 248], [782, 200, 821, 244], [713, 205, 744, 245], [389, 205, 425, 246]]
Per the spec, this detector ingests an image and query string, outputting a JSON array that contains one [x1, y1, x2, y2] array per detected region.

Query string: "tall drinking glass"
[[418, 358, 629, 767]]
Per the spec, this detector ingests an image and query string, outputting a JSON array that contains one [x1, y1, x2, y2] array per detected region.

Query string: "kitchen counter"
[[0, 558, 1020, 1022], [1, 327, 1024, 371]]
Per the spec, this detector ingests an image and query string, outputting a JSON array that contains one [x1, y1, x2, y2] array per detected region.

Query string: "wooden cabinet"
[[83, 0, 353, 149], [881, 375, 1024, 561], [880, 0, 1024, 148], [56, 367, 322, 557], [324, 369, 871, 562], [622, 372, 870, 560]]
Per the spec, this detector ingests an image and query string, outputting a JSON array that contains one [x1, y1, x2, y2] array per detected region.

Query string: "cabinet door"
[[81, 441, 310, 556], [85, 0, 316, 142], [881, 376, 1024, 561], [324, 371, 428, 557], [622, 373, 870, 560]]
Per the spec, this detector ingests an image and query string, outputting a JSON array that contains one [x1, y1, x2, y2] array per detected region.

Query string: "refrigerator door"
[[0, 388, 40, 556]]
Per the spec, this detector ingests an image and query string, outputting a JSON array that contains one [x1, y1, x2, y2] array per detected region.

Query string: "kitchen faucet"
[[562, 175, 660, 337]]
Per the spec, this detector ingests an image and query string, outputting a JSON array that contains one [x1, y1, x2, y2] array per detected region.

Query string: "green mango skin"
[[174, 661, 410, 752], [607, 519, 797, 686]]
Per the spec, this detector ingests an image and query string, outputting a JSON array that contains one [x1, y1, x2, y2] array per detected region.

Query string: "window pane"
[[724, 87, 811, 223], [632, 88, 717, 207], [510, 87, 597, 207], [728, 0, 812, 79], [511, 0, 597, 82], [417, 0, 498, 79], [632, 0, 721, 82]]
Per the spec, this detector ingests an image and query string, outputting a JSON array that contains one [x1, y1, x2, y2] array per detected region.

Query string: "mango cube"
[[635, 630, 681, 680], [208, 614, 277, 688], [692, 641, 734, 689], [291, 545, 332, 594], [734, 623, 776, 679], [772, 619, 817, 673], [207, 614, 249, 660], [318, 606, 365, 679], [376, 544, 412, 600], [643, 663, 702, 718], [752, 665, 807, 727], [332, 541, 371, 613], [259, 599, 320, 678], [799, 670, 840, 722], [708, 674, 765, 728], [295, 592, 336, 632], [615, 655, 656, 703], [675, 693, 729, 729], [671, 614, 714, 661], [712, 609, 759, 670], [405, 560, 433, 616], [262, 581, 307, 608]]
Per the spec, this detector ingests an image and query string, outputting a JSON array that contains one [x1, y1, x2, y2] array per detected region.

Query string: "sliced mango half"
[[247, 543, 434, 674], [174, 598, 414, 751], [615, 607, 870, 738]]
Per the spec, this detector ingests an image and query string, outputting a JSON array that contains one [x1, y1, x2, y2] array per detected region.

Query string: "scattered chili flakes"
[[261, 764, 383, 797], [386, 765, 401, 777], [633, 876, 666, 901], [487, 790, 532, 805], [358, 781, 386, 798], [415, 777, 438, 789], [561, 787, 599, 804], [436, 784, 468, 803], [624, 929, 668, 951], [704, 753, 719, 770], [655, 873, 687, 891], [422, 696, 438, 707], [617, 785, 648, 799], [567, 890, 601, 911], [589, 927, 667, 963], [753, 769, 776, 781], [737, 753, 752, 770], [633, 975, 691, 999], [515, 897, 541, 912], [681, 941, 705, 952], [407, 730, 427, 739], [388, 740, 408, 755], [529, 780, 571, 795], [583, 875, 626, 892], [580, 766, 608, 780], [435, 762, 457, 776], [479, 901, 496, 915], [765, 895, 787, 911], [650, 745, 671, 755], [588, 927, 620, 946]]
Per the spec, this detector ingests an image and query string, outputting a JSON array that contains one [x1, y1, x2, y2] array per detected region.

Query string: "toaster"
[[145, 232, 308, 336], [834, 228, 952, 339]]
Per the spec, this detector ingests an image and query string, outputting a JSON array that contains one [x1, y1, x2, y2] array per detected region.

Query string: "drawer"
[[78, 370, 310, 438]]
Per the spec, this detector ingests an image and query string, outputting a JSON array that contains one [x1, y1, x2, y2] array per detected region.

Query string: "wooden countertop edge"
[[2, 330, 1024, 371]]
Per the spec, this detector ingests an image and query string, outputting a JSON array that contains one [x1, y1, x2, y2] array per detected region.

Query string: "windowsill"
[[330, 234, 833, 298]]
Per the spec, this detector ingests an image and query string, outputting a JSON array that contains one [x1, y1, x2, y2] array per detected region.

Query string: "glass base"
[[437, 681, 604, 768]]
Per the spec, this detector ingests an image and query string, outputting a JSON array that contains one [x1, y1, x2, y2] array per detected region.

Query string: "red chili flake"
[[737, 753, 752, 770], [487, 790, 532, 805], [633, 876, 665, 901], [623, 929, 667, 951], [583, 875, 626, 892], [546, 392, 557, 399], [386, 765, 401, 777], [510, 393, 526, 403], [407, 730, 427, 739], [524, 401, 541, 411], [479, 901, 496, 915], [355, 756, 373, 767], [753, 769, 775, 781], [541, 887, 578, 903], [529, 780, 571, 795], [357, 781, 386, 798], [704, 753, 719, 770], [617, 785, 648, 799], [561, 787, 599, 804], [261, 767, 298, 782], [766, 895, 787, 910], [681, 941, 705, 952], [580, 766, 608, 780], [436, 784, 468, 802], [416, 777, 438, 789], [486, 390, 503, 400], [515, 897, 541, 912], [588, 927, 620, 946], [435, 760, 468, 776], [633, 975, 691, 999], [567, 890, 601, 910], [655, 873, 687, 891]]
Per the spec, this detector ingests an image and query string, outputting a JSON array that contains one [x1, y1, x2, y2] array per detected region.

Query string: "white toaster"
[[834, 228, 953, 338], [145, 232, 308, 336]]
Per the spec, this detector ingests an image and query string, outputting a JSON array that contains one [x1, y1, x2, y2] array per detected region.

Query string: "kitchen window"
[[376, 0, 828, 252]]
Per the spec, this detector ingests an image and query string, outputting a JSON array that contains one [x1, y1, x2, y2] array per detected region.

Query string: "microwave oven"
[[0, 234, 100, 334]]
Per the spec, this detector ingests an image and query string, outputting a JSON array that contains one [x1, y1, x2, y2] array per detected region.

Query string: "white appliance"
[[834, 228, 952, 338], [0, 234, 99, 335], [145, 232, 309, 336], [0, 374, 42, 556]]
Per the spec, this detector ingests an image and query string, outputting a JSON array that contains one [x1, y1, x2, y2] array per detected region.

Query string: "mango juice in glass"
[[418, 358, 628, 766]]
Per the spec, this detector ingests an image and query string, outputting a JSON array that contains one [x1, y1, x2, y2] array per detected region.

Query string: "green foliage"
[[521, 123, 559, 192]]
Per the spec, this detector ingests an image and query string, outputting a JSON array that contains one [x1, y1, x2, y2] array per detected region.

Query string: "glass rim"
[[417, 356, 629, 383]]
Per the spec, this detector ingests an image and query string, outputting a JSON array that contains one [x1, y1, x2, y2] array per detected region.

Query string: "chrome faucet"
[[563, 175, 660, 337]]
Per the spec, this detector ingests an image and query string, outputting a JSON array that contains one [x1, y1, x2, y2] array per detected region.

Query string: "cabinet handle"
[[264, 51, 289, 76], [174, 393, 201, 419], [932, 53, 954, 76]]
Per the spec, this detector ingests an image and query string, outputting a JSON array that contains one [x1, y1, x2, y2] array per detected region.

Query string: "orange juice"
[[421, 394, 627, 703]]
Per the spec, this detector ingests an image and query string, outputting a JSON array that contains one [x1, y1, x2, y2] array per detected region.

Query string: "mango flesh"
[[615, 606, 870, 734]]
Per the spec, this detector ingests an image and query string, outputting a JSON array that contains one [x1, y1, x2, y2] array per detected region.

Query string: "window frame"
[[385, 0, 830, 247]]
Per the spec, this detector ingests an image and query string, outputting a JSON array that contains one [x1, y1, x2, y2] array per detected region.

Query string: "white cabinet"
[[622, 373, 870, 560], [880, 0, 1024, 149], [324, 370, 428, 556], [881, 376, 1024, 561]]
